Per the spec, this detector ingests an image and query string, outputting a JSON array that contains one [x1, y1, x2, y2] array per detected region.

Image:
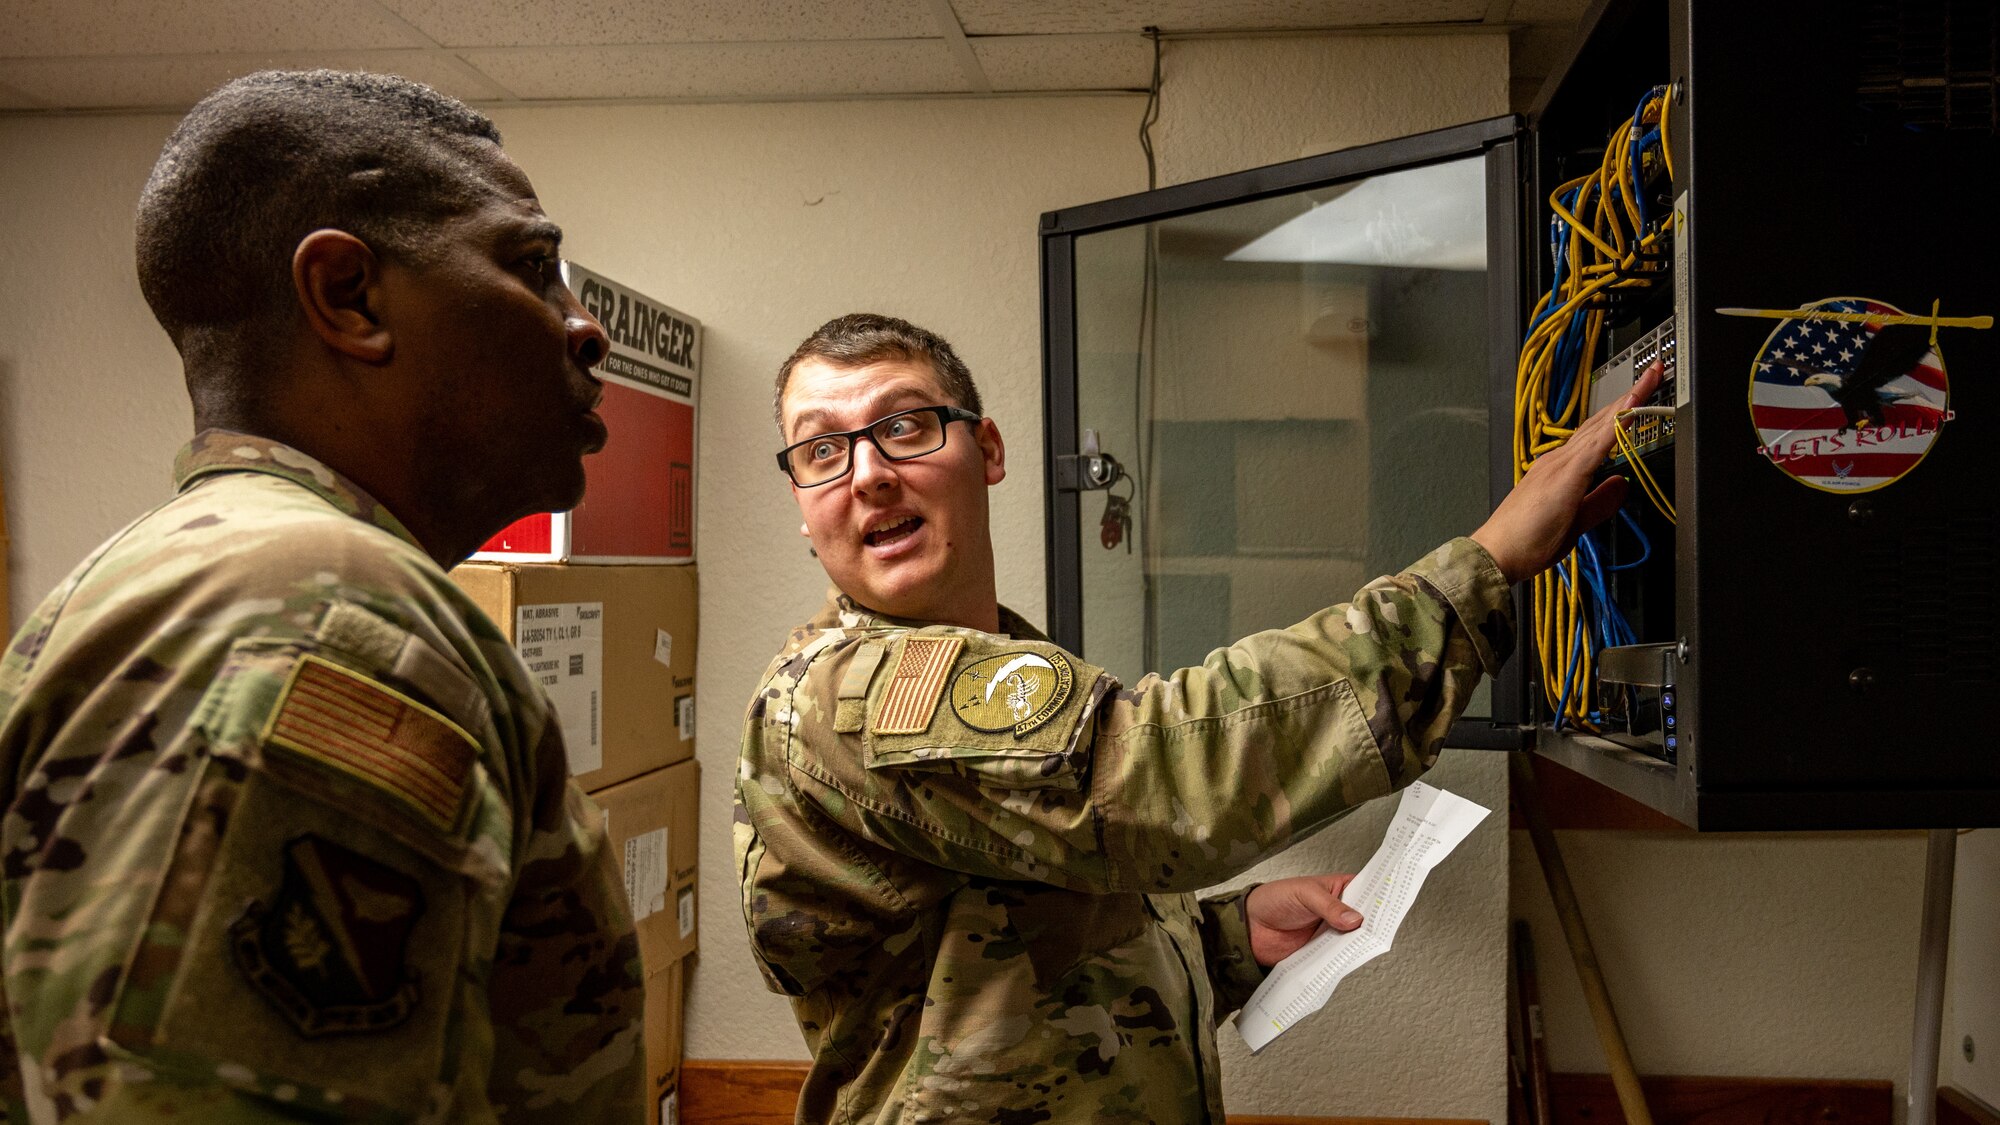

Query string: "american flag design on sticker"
[[264, 655, 477, 831], [871, 636, 964, 736], [1749, 297, 1952, 493]]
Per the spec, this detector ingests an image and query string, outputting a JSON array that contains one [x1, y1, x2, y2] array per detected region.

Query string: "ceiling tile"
[[972, 35, 1152, 91], [949, 0, 1487, 36], [383, 0, 936, 48], [0, 0, 418, 57], [461, 40, 966, 99], [0, 51, 496, 112], [0, 80, 44, 109]]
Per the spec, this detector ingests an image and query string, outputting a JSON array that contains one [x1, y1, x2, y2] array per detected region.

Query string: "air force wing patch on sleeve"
[[263, 654, 477, 831], [871, 636, 964, 735], [230, 835, 425, 1038], [950, 650, 1075, 737]]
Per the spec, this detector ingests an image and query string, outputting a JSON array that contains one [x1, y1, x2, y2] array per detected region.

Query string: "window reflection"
[[1072, 154, 1493, 720]]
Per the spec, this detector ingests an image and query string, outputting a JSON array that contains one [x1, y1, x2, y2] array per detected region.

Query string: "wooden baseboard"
[[681, 1061, 1905, 1125], [681, 1061, 806, 1125], [1547, 1073, 1891, 1125], [679, 1059, 1480, 1125], [1942, 1088, 2000, 1125], [1232, 1112, 1488, 1120]]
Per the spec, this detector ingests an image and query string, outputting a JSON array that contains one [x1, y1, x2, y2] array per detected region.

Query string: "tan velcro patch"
[[871, 636, 963, 735], [264, 655, 477, 831]]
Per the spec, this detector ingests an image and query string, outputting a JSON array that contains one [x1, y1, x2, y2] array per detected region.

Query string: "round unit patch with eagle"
[[1748, 296, 1952, 494], [950, 651, 1075, 737]]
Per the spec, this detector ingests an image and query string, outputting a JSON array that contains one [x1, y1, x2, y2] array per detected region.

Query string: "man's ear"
[[977, 418, 1007, 486], [293, 229, 392, 364]]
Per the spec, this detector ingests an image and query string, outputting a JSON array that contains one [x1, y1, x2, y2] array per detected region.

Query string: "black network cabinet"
[[1038, 0, 2000, 830]]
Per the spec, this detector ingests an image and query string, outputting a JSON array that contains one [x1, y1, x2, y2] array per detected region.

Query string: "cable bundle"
[[1515, 86, 1676, 731]]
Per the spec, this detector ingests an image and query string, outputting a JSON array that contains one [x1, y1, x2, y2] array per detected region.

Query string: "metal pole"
[[1909, 828, 1957, 1125], [1512, 753, 1655, 1125]]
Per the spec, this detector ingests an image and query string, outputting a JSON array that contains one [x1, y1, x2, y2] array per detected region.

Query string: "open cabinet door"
[[1039, 115, 1530, 749]]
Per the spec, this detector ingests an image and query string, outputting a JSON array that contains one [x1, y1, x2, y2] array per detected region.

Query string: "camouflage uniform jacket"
[[0, 432, 646, 1123], [735, 538, 1514, 1123]]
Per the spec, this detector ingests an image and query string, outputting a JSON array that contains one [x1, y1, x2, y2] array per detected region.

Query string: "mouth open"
[[864, 515, 924, 548]]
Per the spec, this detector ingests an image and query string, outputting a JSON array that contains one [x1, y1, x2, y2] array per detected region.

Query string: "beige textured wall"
[[1153, 34, 1511, 185], [1512, 831, 1929, 1087], [0, 114, 192, 616]]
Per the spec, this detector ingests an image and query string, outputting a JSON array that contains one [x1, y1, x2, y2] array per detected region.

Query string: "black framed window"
[[1039, 116, 1528, 748]]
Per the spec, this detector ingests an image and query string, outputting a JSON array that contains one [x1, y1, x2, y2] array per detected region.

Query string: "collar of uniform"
[[173, 430, 422, 550], [804, 588, 1051, 643]]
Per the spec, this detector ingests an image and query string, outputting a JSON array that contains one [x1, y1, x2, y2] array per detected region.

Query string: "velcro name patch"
[[264, 655, 477, 831], [871, 636, 964, 735]]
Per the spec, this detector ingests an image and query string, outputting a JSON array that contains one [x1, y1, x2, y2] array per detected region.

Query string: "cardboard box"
[[593, 762, 697, 1123], [590, 759, 700, 967], [474, 263, 701, 564], [644, 957, 684, 1125], [451, 563, 697, 791]]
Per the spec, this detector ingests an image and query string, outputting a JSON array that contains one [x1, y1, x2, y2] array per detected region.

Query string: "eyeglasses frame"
[[776, 404, 984, 487]]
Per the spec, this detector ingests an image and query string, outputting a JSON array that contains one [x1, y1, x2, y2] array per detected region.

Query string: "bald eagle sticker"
[[1739, 297, 1972, 493], [950, 651, 1074, 737]]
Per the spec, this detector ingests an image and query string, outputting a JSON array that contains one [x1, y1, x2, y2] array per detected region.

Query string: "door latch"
[[1055, 428, 1125, 492]]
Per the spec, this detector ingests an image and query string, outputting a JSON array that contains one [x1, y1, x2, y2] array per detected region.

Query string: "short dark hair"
[[774, 313, 984, 431], [136, 69, 503, 358]]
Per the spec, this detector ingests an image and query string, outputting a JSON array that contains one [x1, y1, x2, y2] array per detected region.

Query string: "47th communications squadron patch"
[[949, 651, 1074, 737]]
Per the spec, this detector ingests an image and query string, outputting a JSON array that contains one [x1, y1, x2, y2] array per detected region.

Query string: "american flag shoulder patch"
[[262, 654, 478, 832], [870, 635, 964, 736]]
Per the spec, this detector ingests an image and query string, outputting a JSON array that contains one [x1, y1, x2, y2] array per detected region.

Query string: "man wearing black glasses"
[[738, 312, 1657, 1123]]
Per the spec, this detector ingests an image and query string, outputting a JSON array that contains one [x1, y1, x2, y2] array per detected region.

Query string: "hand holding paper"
[[1235, 781, 1491, 1052]]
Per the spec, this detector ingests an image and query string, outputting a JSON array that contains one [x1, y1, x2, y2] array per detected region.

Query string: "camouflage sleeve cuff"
[[1404, 537, 1516, 676], [1196, 886, 1269, 1021]]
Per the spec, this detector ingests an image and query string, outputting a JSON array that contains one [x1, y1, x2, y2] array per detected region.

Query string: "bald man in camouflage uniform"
[[1, 72, 643, 1121], [739, 314, 1659, 1122]]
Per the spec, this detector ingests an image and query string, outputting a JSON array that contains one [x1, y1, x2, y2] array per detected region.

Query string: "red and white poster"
[[473, 263, 700, 563], [1748, 297, 1952, 493]]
